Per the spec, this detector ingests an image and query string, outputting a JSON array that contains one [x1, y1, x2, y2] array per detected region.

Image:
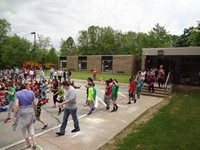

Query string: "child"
[[41, 84, 48, 100], [92, 83, 96, 102], [4, 83, 15, 123], [55, 83, 64, 115], [35, 93, 48, 130], [111, 79, 119, 112], [87, 83, 95, 115], [71, 80, 81, 89], [104, 80, 111, 110], [136, 78, 144, 99], [128, 78, 135, 104], [148, 76, 155, 93]]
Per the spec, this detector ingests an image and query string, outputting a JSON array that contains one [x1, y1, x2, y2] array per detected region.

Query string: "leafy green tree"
[[46, 47, 58, 66], [1, 34, 31, 68], [60, 37, 76, 56], [0, 18, 11, 42], [148, 23, 171, 48]]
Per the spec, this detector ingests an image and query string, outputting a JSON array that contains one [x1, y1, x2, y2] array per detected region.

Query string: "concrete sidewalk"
[[5, 95, 163, 150]]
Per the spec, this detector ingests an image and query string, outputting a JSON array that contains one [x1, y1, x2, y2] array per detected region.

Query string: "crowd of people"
[[0, 65, 165, 149]]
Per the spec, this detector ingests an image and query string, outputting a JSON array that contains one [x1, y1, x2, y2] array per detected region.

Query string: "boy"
[[87, 83, 95, 115], [55, 83, 64, 115], [36, 93, 48, 130], [111, 79, 119, 112], [104, 80, 111, 110], [128, 78, 135, 104], [4, 83, 15, 123]]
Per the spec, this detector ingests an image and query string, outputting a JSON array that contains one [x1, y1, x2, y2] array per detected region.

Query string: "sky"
[[0, 0, 200, 50]]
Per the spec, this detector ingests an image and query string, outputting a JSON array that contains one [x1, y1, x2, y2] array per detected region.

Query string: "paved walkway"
[[5, 95, 163, 150]]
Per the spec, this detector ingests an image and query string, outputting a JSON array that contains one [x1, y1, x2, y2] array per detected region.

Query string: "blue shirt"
[[15, 90, 35, 107]]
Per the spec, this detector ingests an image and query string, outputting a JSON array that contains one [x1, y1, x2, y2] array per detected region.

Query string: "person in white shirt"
[[29, 69, 34, 80], [53, 70, 57, 80], [50, 68, 54, 79], [57, 70, 63, 82], [39, 69, 45, 81]]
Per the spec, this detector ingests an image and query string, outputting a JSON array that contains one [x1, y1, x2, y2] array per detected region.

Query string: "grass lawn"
[[43, 70, 131, 83], [100, 92, 200, 150]]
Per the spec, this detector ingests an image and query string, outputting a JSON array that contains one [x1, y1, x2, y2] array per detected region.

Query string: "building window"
[[101, 56, 113, 72], [78, 56, 87, 71], [60, 57, 67, 69]]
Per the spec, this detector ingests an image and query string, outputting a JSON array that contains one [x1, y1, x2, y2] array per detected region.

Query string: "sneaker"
[[87, 111, 92, 115], [91, 107, 95, 111], [51, 105, 56, 108], [71, 129, 80, 133], [32, 144, 37, 149], [4, 118, 10, 123], [56, 132, 65, 136], [127, 101, 131, 104], [42, 124, 48, 130]]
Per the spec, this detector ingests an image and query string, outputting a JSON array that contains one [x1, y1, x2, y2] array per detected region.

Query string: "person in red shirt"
[[92, 68, 97, 80], [128, 78, 135, 104], [104, 80, 111, 110]]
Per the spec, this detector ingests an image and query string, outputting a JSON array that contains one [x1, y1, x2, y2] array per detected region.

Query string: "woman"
[[13, 83, 37, 149]]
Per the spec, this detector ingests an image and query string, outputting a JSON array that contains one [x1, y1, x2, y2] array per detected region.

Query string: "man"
[[50, 68, 54, 79], [56, 81, 80, 136]]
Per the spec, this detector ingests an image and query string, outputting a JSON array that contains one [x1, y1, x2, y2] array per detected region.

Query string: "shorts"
[[129, 92, 134, 97], [87, 100, 94, 108], [111, 95, 117, 101]]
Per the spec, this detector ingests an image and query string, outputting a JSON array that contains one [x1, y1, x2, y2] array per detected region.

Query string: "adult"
[[63, 69, 68, 81], [29, 69, 34, 80], [53, 70, 57, 80], [50, 68, 54, 79], [39, 68, 45, 81], [158, 65, 165, 88], [56, 81, 80, 136], [13, 83, 37, 149], [68, 69, 72, 83], [57, 69, 63, 82]]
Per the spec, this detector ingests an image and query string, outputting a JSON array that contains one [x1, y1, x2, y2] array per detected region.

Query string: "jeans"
[[60, 108, 80, 134]]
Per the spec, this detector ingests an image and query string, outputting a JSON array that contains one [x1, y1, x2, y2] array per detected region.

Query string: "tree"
[[60, 37, 76, 56], [0, 18, 11, 43], [148, 23, 171, 48], [46, 47, 58, 66], [1, 34, 31, 68]]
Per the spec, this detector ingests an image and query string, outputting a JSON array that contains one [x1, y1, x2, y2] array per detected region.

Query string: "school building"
[[141, 47, 200, 86], [59, 55, 136, 75]]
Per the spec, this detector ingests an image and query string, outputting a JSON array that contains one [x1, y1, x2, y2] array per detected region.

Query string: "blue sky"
[[0, 0, 200, 50]]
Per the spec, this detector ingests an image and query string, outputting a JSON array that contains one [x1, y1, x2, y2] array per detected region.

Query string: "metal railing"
[[164, 71, 173, 94]]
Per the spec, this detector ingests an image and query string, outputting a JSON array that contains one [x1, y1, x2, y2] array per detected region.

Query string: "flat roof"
[[142, 47, 200, 56]]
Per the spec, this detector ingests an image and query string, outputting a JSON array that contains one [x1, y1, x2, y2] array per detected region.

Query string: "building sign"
[[158, 50, 164, 55]]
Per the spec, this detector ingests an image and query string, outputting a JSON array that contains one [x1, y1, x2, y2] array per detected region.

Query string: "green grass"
[[115, 92, 200, 150], [43, 70, 131, 83]]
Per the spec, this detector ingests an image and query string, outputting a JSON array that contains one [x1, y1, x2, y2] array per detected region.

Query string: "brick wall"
[[62, 55, 136, 75], [67, 56, 78, 71], [112, 55, 136, 74], [87, 56, 102, 72]]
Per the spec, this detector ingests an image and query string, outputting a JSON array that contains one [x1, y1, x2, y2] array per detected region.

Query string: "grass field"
[[100, 92, 200, 150], [44, 70, 131, 83]]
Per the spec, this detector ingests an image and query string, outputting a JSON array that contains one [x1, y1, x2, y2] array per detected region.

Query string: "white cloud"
[[0, 0, 200, 49]]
